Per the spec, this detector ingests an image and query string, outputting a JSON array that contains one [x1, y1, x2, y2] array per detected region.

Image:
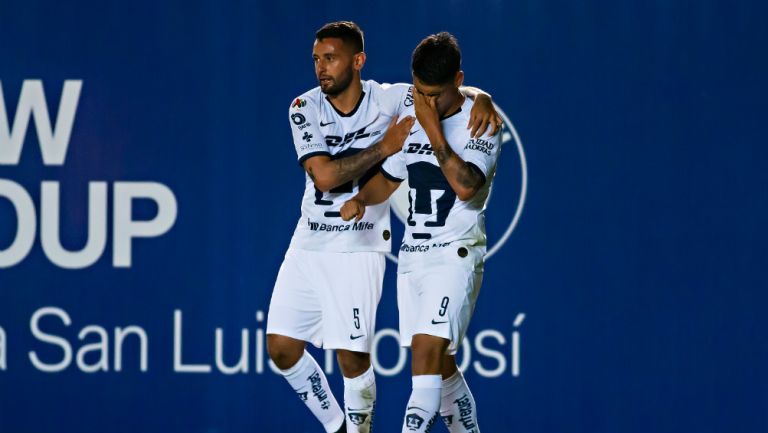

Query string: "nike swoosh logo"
[[431, 319, 448, 325], [409, 129, 420, 135], [350, 334, 365, 340], [320, 121, 335, 126]]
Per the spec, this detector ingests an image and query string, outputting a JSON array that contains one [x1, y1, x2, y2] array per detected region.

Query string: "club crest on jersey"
[[292, 98, 307, 108]]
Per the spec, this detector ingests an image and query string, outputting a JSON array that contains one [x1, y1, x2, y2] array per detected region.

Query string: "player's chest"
[[319, 111, 388, 153], [402, 128, 464, 166]]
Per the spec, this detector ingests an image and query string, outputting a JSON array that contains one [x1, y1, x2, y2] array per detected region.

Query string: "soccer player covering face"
[[267, 21, 500, 433], [340, 32, 501, 433]]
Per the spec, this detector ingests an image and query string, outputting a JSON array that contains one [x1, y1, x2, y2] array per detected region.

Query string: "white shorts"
[[397, 263, 483, 355], [267, 248, 385, 352]]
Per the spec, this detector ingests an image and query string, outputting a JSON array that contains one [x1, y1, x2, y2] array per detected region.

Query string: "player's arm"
[[340, 172, 401, 222], [383, 83, 500, 138], [413, 90, 485, 202], [303, 115, 415, 192], [459, 86, 503, 138]]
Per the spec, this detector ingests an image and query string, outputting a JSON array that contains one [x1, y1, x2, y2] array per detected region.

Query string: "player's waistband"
[[396, 241, 485, 273]]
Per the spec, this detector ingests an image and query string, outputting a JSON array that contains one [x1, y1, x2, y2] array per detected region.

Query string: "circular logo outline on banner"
[[386, 104, 528, 263]]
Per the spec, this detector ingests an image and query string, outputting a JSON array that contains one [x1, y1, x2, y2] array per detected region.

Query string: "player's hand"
[[468, 93, 502, 138], [340, 198, 366, 222], [413, 89, 441, 137], [381, 115, 416, 156]]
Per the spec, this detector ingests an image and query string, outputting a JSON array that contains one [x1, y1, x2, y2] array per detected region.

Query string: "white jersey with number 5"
[[381, 92, 502, 272], [288, 80, 411, 252]]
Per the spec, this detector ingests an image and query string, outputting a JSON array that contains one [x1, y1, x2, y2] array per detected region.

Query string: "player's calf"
[[338, 349, 377, 433], [269, 343, 345, 433], [439, 359, 480, 433]]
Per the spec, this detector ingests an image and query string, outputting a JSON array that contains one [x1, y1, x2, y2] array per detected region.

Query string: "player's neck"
[[326, 79, 363, 115], [440, 91, 465, 120]]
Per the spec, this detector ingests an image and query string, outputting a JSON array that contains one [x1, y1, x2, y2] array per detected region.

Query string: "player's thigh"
[[319, 251, 385, 352], [266, 249, 324, 348], [397, 271, 420, 349], [411, 265, 483, 355]]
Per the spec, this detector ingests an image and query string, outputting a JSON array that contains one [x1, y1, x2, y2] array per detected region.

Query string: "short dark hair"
[[316, 21, 364, 53], [411, 32, 462, 85]]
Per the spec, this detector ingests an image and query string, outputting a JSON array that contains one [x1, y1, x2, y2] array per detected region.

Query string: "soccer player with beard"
[[266, 22, 500, 433], [340, 32, 500, 433]]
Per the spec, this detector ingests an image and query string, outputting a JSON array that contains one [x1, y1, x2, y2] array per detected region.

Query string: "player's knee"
[[266, 334, 305, 370], [411, 334, 449, 375], [336, 350, 370, 377]]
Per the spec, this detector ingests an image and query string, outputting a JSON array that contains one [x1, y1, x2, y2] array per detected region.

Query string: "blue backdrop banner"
[[1, 1, 766, 432]]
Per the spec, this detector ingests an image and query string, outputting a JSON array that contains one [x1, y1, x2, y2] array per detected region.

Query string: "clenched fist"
[[340, 198, 366, 222]]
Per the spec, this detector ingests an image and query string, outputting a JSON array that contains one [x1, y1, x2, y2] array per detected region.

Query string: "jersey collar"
[[326, 90, 367, 118]]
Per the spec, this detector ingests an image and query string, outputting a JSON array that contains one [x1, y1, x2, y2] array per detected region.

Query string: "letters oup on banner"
[[0, 80, 177, 268]]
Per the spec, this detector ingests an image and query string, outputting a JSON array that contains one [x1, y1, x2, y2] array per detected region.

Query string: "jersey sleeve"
[[380, 149, 408, 182], [378, 82, 412, 119], [460, 129, 502, 185], [288, 96, 329, 166]]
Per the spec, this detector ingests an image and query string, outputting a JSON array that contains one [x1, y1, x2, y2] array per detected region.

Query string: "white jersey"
[[381, 91, 502, 272], [288, 80, 411, 252]]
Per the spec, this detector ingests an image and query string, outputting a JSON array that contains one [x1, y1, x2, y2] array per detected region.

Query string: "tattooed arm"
[[303, 115, 414, 192], [339, 172, 402, 222], [413, 89, 485, 202], [429, 136, 486, 202]]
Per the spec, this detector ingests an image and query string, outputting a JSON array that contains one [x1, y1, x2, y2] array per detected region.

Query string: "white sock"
[[402, 375, 442, 433], [440, 371, 480, 433], [279, 350, 345, 433], [343, 365, 377, 433]]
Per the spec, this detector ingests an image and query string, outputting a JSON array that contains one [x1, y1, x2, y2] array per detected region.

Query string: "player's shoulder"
[[446, 98, 501, 143], [288, 87, 323, 111], [369, 79, 409, 90], [374, 81, 412, 97], [369, 80, 413, 113], [459, 96, 476, 120]]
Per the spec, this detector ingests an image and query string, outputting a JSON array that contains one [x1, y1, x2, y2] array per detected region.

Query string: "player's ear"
[[455, 71, 465, 88], [353, 52, 366, 71]]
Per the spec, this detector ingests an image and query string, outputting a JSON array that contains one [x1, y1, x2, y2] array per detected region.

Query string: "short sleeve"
[[288, 96, 329, 165], [380, 149, 407, 182], [378, 83, 413, 119], [460, 129, 502, 184]]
